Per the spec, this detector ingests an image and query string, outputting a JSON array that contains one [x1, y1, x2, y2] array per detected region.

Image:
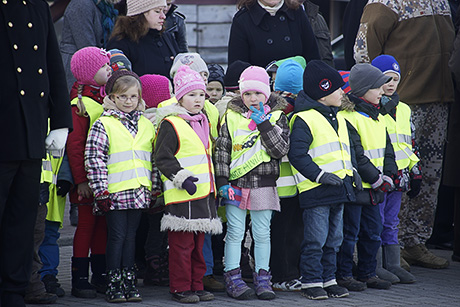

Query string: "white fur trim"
[[172, 169, 195, 189], [160, 214, 223, 234]]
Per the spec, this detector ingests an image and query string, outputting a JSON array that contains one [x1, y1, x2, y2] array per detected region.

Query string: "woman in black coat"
[[227, 0, 321, 68]]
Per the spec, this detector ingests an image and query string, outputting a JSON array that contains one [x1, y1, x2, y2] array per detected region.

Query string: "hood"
[[155, 102, 191, 126], [227, 92, 287, 114]]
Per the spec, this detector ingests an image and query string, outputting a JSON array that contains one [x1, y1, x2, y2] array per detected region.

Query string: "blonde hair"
[[75, 84, 87, 117]]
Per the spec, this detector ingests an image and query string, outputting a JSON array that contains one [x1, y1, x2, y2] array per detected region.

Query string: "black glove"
[[353, 168, 363, 191], [182, 176, 199, 195], [407, 178, 421, 199], [56, 180, 72, 196], [318, 172, 343, 186]]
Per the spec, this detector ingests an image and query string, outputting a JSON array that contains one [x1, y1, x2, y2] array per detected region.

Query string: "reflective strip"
[[281, 155, 289, 163], [42, 160, 52, 172], [308, 141, 351, 158], [364, 148, 385, 160], [394, 147, 416, 161], [108, 150, 151, 165], [177, 154, 208, 168], [163, 172, 210, 191], [230, 140, 262, 170], [276, 175, 297, 187], [51, 174, 58, 185], [108, 167, 151, 184], [320, 160, 353, 173], [293, 172, 308, 185], [234, 128, 254, 138], [389, 133, 411, 145]]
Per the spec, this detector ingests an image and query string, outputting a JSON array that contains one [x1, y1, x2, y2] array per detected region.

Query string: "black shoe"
[[194, 290, 214, 301], [337, 276, 367, 291], [358, 275, 391, 289], [24, 292, 58, 304], [301, 287, 328, 300], [42, 274, 65, 297], [324, 284, 349, 298], [426, 241, 454, 251], [171, 291, 200, 303]]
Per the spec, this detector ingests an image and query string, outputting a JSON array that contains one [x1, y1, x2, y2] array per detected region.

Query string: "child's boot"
[[376, 246, 400, 284], [122, 267, 142, 302], [106, 269, 126, 303], [71, 257, 97, 298], [253, 269, 275, 300], [223, 268, 254, 300], [383, 244, 416, 284], [90, 254, 107, 294]]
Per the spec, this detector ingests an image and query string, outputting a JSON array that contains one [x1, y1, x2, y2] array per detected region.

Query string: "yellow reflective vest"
[[41, 152, 66, 227], [290, 110, 353, 193], [383, 103, 419, 171], [99, 115, 155, 193], [276, 112, 297, 198], [71, 96, 104, 131], [225, 109, 283, 181], [341, 110, 387, 188], [159, 116, 215, 205]]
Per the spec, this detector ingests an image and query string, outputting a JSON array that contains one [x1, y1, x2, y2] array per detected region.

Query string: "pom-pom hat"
[[174, 65, 206, 101], [239, 66, 271, 103], [303, 60, 344, 100], [71, 47, 110, 87], [140, 74, 171, 108], [126, 0, 166, 17]]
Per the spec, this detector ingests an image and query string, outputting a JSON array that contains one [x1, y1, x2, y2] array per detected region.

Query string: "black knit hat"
[[224, 60, 251, 90], [303, 60, 345, 100], [105, 69, 141, 95], [208, 64, 225, 88]]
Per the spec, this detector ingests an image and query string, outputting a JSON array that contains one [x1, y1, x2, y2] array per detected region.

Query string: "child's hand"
[[182, 176, 198, 195], [56, 180, 72, 197], [249, 102, 267, 125], [77, 182, 93, 201], [378, 175, 395, 193], [219, 184, 236, 200], [95, 191, 111, 212]]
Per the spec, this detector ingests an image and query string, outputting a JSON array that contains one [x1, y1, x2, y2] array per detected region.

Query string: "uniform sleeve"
[[354, 3, 399, 63], [84, 120, 109, 197], [214, 121, 232, 188], [153, 120, 181, 180], [258, 113, 290, 159]]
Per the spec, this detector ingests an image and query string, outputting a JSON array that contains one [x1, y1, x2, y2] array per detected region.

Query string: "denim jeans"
[[38, 220, 60, 278], [300, 204, 344, 287], [203, 233, 214, 276], [337, 203, 382, 279]]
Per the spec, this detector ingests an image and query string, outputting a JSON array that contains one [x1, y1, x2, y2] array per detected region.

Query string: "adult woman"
[[227, 0, 321, 68], [107, 0, 179, 78]]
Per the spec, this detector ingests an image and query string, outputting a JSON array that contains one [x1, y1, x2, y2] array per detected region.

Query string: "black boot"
[[71, 257, 96, 298], [90, 254, 107, 294]]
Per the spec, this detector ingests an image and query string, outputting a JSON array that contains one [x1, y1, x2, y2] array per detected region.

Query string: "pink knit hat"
[[239, 66, 271, 103], [71, 47, 110, 87], [173, 65, 206, 101], [140, 74, 171, 108]]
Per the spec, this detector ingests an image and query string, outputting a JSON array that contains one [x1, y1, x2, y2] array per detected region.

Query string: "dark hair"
[[110, 15, 150, 43], [237, 0, 300, 10]]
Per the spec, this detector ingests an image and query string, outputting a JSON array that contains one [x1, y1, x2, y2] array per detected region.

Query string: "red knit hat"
[[71, 47, 110, 87], [140, 74, 171, 108], [173, 65, 206, 101]]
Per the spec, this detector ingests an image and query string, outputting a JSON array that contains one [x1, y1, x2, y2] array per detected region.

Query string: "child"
[[372, 55, 419, 283], [154, 65, 222, 303], [67, 47, 111, 298], [337, 63, 398, 291], [85, 69, 155, 303], [206, 64, 225, 104], [215, 66, 290, 300], [288, 60, 354, 300]]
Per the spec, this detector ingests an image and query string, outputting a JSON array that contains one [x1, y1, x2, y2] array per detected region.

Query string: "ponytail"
[[75, 84, 88, 117]]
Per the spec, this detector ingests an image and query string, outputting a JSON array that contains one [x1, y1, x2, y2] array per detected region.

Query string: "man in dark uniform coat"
[[0, 1, 72, 306]]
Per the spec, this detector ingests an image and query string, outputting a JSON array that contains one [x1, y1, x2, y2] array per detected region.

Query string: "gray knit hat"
[[170, 53, 209, 79], [349, 63, 392, 97], [126, 0, 166, 17]]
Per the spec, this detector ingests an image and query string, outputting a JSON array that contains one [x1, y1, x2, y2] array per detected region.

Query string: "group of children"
[[48, 44, 421, 304]]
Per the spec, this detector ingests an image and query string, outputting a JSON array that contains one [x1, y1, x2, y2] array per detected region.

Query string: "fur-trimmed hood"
[[340, 93, 381, 120], [155, 103, 191, 126], [227, 92, 288, 115]]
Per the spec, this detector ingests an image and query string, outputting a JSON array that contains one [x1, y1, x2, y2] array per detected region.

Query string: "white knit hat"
[[126, 0, 167, 17]]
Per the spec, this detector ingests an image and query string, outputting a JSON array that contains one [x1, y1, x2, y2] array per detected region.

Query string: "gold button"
[[23, 0, 26, 4], [33, 45, 38, 51], [8, 22, 13, 27], [3, 0, 7, 5], [13, 44, 18, 50], [20, 90, 25, 96], [17, 67, 22, 73], [38, 68, 43, 74], [28, 22, 33, 28], [40, 92, 44, 97]]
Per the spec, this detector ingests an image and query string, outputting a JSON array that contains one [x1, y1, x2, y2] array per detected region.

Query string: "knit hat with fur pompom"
[[71, 47, 110, 87], [173, 65, 206, 101]]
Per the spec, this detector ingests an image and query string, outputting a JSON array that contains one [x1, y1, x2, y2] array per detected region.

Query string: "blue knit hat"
[[274, 59, 304, 94], [371, 54, 401, 78]]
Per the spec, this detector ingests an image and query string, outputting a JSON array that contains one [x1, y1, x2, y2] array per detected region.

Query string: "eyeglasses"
[[115, 95, 139, 103]]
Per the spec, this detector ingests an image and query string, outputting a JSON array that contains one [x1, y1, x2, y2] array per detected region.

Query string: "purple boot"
[[223, 268, 255, 300], [253, 269, 275, 300]]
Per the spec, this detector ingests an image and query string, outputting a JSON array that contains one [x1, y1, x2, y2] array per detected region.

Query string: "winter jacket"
[[165, 3, 188, 53], [214, 93, 290, 190], [227, 1, 320, 68], [288, 91, 355, 208], [107, 29, 179, 78], [154, 104, 222, 234], [354, 0, 455, 105], [342, 0, 368, 69]]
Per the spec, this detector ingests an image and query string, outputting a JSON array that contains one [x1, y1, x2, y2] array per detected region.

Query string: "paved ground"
[[35, 207, 460, 307]]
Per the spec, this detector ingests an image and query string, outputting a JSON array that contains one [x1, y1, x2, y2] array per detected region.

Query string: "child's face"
[[206, 81, 224, 103], [144, 7, 166, 31], [180, 89, 206, 114], [319, 88, 344, 107], [112, 86, 140, 113], [242, 91, 266, 110], [382, 72, 400, 96], [200, 71, 209, 85], [94, 64, 112, 86], [362, 86, 384, 105]]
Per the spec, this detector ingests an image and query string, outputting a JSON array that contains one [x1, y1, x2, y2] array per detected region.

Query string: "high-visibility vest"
[[383, 103, 419, 170], [41, 152, 66, 226], [290, 110, 353, 193], [99, 115, 155, 193], [225, 109, 283, 181], [340, 110, 387, 188], [157, 97, 219, 139], [276, 112, 297, 198], [71, 96, 104, 130], [158, 116, 215, 205]]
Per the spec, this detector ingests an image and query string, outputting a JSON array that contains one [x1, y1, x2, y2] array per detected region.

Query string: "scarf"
[[93, 0, 118, 48], [258, 0, 284, 16], [178, 112, 210, 148]]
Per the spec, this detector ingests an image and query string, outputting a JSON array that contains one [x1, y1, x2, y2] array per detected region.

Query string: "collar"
[[249, 1, 295, 26]]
